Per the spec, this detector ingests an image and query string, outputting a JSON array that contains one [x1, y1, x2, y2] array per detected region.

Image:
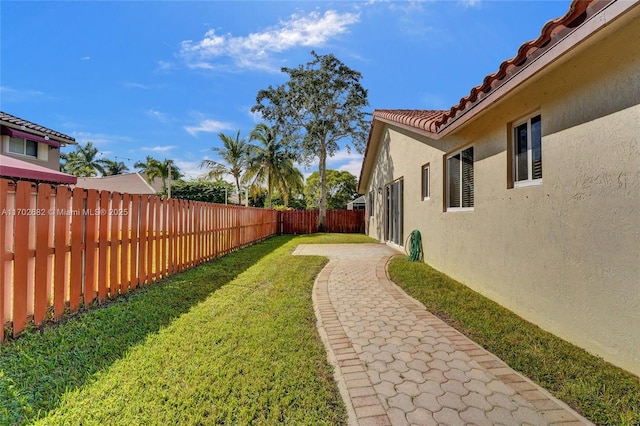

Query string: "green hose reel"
[[405, 229, 423, 262]]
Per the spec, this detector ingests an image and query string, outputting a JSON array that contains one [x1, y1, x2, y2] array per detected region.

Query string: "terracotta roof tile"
[[0, 111, 76, 144], [373, 109, 446, 134], [375, 0, 609, 134]]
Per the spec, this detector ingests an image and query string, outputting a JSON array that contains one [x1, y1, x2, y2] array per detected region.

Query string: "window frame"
[[512, 113, 542, 188], [8, 137, 39, 158], [421, 163, 430, 201], [367, 190, 374, 218], [446, 146, 474, 212]]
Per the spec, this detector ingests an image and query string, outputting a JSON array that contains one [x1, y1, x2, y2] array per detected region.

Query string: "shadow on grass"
[[0, 235, 292, 425]]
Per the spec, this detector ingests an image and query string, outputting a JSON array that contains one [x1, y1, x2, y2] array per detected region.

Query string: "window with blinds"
[[513, 114, 542, 186], [447, 146, 474, 211]]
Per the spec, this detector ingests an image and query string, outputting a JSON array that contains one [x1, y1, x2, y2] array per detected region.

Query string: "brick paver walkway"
[[293, 243, 591, 426]]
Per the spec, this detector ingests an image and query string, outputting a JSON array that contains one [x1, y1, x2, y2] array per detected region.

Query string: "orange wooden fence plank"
[[84, 189, 98, 306], [69, 188, 85, 312], [0, 180, 9, 341], [109, 192, 120, 297], [138, 195, 148, 285], [153, 196, 161, 281], [120, 193, 131, 294], [12, 181, 31, 336], [34, 184, 51, 325], [129, 194, 140, 289], [146, 196, 154, 285], [53, 185, 70, 319], [97, 191, 110, 302]]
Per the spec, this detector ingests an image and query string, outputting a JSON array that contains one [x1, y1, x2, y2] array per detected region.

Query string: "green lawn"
[[388, 256, 640, 426], [0, 234, 374, 425]]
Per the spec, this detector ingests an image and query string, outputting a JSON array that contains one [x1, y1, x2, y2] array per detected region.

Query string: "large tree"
[[134, 156, 182, 195], [60, 141, 106, 177], [304, 169, 358, 210], [252, 51, 369, 229], [244, 123, 303, 209], [200, 130, 249, 199]]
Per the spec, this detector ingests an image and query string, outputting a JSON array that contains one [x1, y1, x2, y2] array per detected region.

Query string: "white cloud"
[[0, 85, 47, 102], [173, 159, 206, 180], [459, 0, 481, 8], [141, 145, 176, 152], [327, 150, 363, 164], [80, 56, 91, 61], [184, 119, 234, 137], [338, 160, 364, 178], [70, 131, 133, 148], [295, 149, 363, 181], [124, 82, 150, 90], [155, 60, 175, 73], [180, 10, 360, 71], [146, 108, 169, 123]]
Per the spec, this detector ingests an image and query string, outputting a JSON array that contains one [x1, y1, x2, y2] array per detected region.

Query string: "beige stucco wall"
[[365, 15, 640, 375], [1, 135, 62, 171]]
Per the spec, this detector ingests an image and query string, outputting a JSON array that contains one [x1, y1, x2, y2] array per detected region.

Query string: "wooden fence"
[[279, 209, 365, 234], [0, 179, 279, 340]]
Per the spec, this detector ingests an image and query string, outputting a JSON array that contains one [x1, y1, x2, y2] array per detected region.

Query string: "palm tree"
[[134, 156, 182, 194], [60, 141, 105, 177], [244, 123, 303, 209], [99, 159, 129, 176], [200, 130, 249, 199]]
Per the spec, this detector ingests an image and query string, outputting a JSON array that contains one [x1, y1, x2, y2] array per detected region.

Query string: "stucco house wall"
[[363, 2, 639, 375], [0, 135, 62, 171]]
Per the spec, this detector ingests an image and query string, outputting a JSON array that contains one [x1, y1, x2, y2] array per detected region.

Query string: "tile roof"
[[373, 110, 446, 133], [374, 0, 609, 135], [0, 111, 76, 144]]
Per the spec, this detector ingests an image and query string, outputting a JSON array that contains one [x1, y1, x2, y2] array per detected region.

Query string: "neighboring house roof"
[[0, 154, 77, 184], [359, 0, 637, 192], [74, 172, 160, 194], [0, 111, 76, 146], [347, 195, 366, 209]]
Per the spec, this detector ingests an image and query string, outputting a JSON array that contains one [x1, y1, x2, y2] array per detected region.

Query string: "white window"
[[422, 164, 430, 200], [8, 137, 38, 158], [446, 146, 474, 211], [513, 114, 542, 186], [367, 190, 374, 218]]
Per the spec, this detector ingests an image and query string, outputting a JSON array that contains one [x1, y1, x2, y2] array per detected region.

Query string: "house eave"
[[357, 0, 640, 193]]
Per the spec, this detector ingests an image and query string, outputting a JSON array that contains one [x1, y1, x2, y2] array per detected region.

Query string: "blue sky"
[[1, 1, 570, 181]]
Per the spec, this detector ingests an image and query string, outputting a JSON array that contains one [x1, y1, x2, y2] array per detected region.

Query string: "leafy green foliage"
[[200, 130, 250, 197], [99, 159, 129, 176], [245, 123, 303, 209], [305, 169, 358, 210], [388, 256, 640, 425], [170, 179, 235, 204], [134, 156, 182, 194], [60, 141, 106, 177], [252, 51, 369, 226]]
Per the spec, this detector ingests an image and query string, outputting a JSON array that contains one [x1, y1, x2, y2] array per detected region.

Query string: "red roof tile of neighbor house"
[[0, 111, 76, 145], [373, 0, 608, 135]]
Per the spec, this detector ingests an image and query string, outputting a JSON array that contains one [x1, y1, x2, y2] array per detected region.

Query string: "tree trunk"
[[267, 172, 272, 209], [318, 139, 327, 232], [235, 176, 241, 206]]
